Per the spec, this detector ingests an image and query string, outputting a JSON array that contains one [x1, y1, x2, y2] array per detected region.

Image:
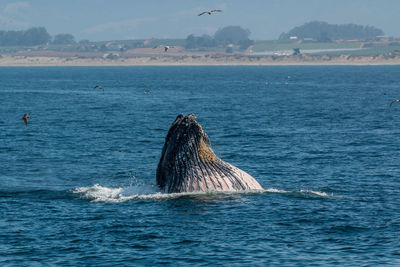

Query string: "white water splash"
[[72, 184, 163, 203], [72, 184, 332, 203], [72, 184, 263, 203], [264, 188, 290, 194], [264, 188, 332, 197], [299, 190, 330, 197]]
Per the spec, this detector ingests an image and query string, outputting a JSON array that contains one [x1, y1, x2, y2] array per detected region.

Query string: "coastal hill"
[[279, 21, 384, 41], [0, 23, 399, 65]]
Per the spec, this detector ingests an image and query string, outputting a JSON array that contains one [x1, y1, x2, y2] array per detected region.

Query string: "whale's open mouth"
[[156, 114, 263, 193]]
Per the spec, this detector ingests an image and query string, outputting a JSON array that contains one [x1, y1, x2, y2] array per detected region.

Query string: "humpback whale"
[[156, 114, 263, 193]]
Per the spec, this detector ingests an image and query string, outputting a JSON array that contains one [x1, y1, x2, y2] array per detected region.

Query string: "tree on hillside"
[[52, 34, 75, 45], [185, 34, 216, 49], [317, 31, 331, 42], [279, 21, 384, 41], [22, 27, 51, 45], [79, 39, 90, 44], [0, 27, 51, 46], [185, 26, 254, 50], [214, 26, 251, 43], [238, 39, 255, 50], [0, 31, 20, 46]]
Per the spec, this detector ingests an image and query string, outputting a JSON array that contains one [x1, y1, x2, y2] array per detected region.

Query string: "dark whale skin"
[[156, 114, 263, 193]]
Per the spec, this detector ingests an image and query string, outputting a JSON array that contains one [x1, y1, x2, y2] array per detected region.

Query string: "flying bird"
[[153, 45, 175, 52], [390, 99, 400, 107], [164, 46, 174, 52], [198, 9, 223, 16], [22, 113, 30, 126]]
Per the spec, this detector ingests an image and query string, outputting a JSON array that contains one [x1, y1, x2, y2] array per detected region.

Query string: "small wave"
[[299, 190, 330, 197], [72, 184, 206, 203], [72, 184, 266, 203], [264, 188, 333, 198], [72, 184, 162, 203], [72, 184, 332, 203], [263, 188, 290, 194]]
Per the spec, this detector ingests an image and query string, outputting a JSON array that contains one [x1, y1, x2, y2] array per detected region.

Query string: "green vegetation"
[[313, 45, 400, 56], [41, 38, 185, 52], [89, 38, 185, 48], [142, 39, 186, 47], [52, 34, 75, 45], [279, 21, 384, 41], [185, 35, 216, 49], [1, 24, 398, 58], [252, 40, 362, 52], [214, 26, 250, 43], [0, 38, 187, 54], [0, 27, 51, 46], [0, 46, 25, 53], [185, 26, 254, 51]]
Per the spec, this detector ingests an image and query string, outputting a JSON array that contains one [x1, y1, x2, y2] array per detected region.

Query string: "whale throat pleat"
[[156, 114, 263, 193]]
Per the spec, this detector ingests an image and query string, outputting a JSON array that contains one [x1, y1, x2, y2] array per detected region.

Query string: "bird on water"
[[390, 99, 400, 107], [110, 148, 131, 153], [198, 9, 222, 16], [93, 85, 104, 93], [22, 113, 30, 126]]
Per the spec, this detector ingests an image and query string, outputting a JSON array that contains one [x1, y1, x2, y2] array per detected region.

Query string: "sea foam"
[[72, 184, 332, 203]]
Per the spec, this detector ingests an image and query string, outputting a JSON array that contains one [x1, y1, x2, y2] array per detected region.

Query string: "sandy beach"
[[1, 52, 400, 66]]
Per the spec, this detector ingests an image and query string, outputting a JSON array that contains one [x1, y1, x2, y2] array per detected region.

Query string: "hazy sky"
[[0, 0, 399, 41]]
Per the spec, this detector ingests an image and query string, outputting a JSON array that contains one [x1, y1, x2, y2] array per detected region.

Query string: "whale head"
[[156, 114, 263, 193], [156, 114, 217, 192]]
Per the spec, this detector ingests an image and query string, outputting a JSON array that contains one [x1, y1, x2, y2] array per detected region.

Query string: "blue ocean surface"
[[1, 66, 400, 266]]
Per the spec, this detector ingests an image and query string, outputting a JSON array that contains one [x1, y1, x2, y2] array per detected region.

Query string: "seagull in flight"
[[153, 45, 175, 52], [22, 113, 30, 126], [198, 9, 223, 16], [163, 46, 174, 52], [390, 99, 400, 107]]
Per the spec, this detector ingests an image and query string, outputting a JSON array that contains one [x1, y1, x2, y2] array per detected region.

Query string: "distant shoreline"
[[1, 53, 400, 66]]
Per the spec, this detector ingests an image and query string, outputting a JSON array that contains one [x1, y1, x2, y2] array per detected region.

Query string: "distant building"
[[143, 40, 152, 45], [375, 35, 390, 42], [103, 53, 119, 59], [302, 38, 315, 42], [226, 44, 234, 53], [289, 36, 298, 40], [105, 42, 124, 51]]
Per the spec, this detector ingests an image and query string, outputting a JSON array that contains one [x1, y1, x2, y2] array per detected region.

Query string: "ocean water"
[[1, 66, 400, 266]]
